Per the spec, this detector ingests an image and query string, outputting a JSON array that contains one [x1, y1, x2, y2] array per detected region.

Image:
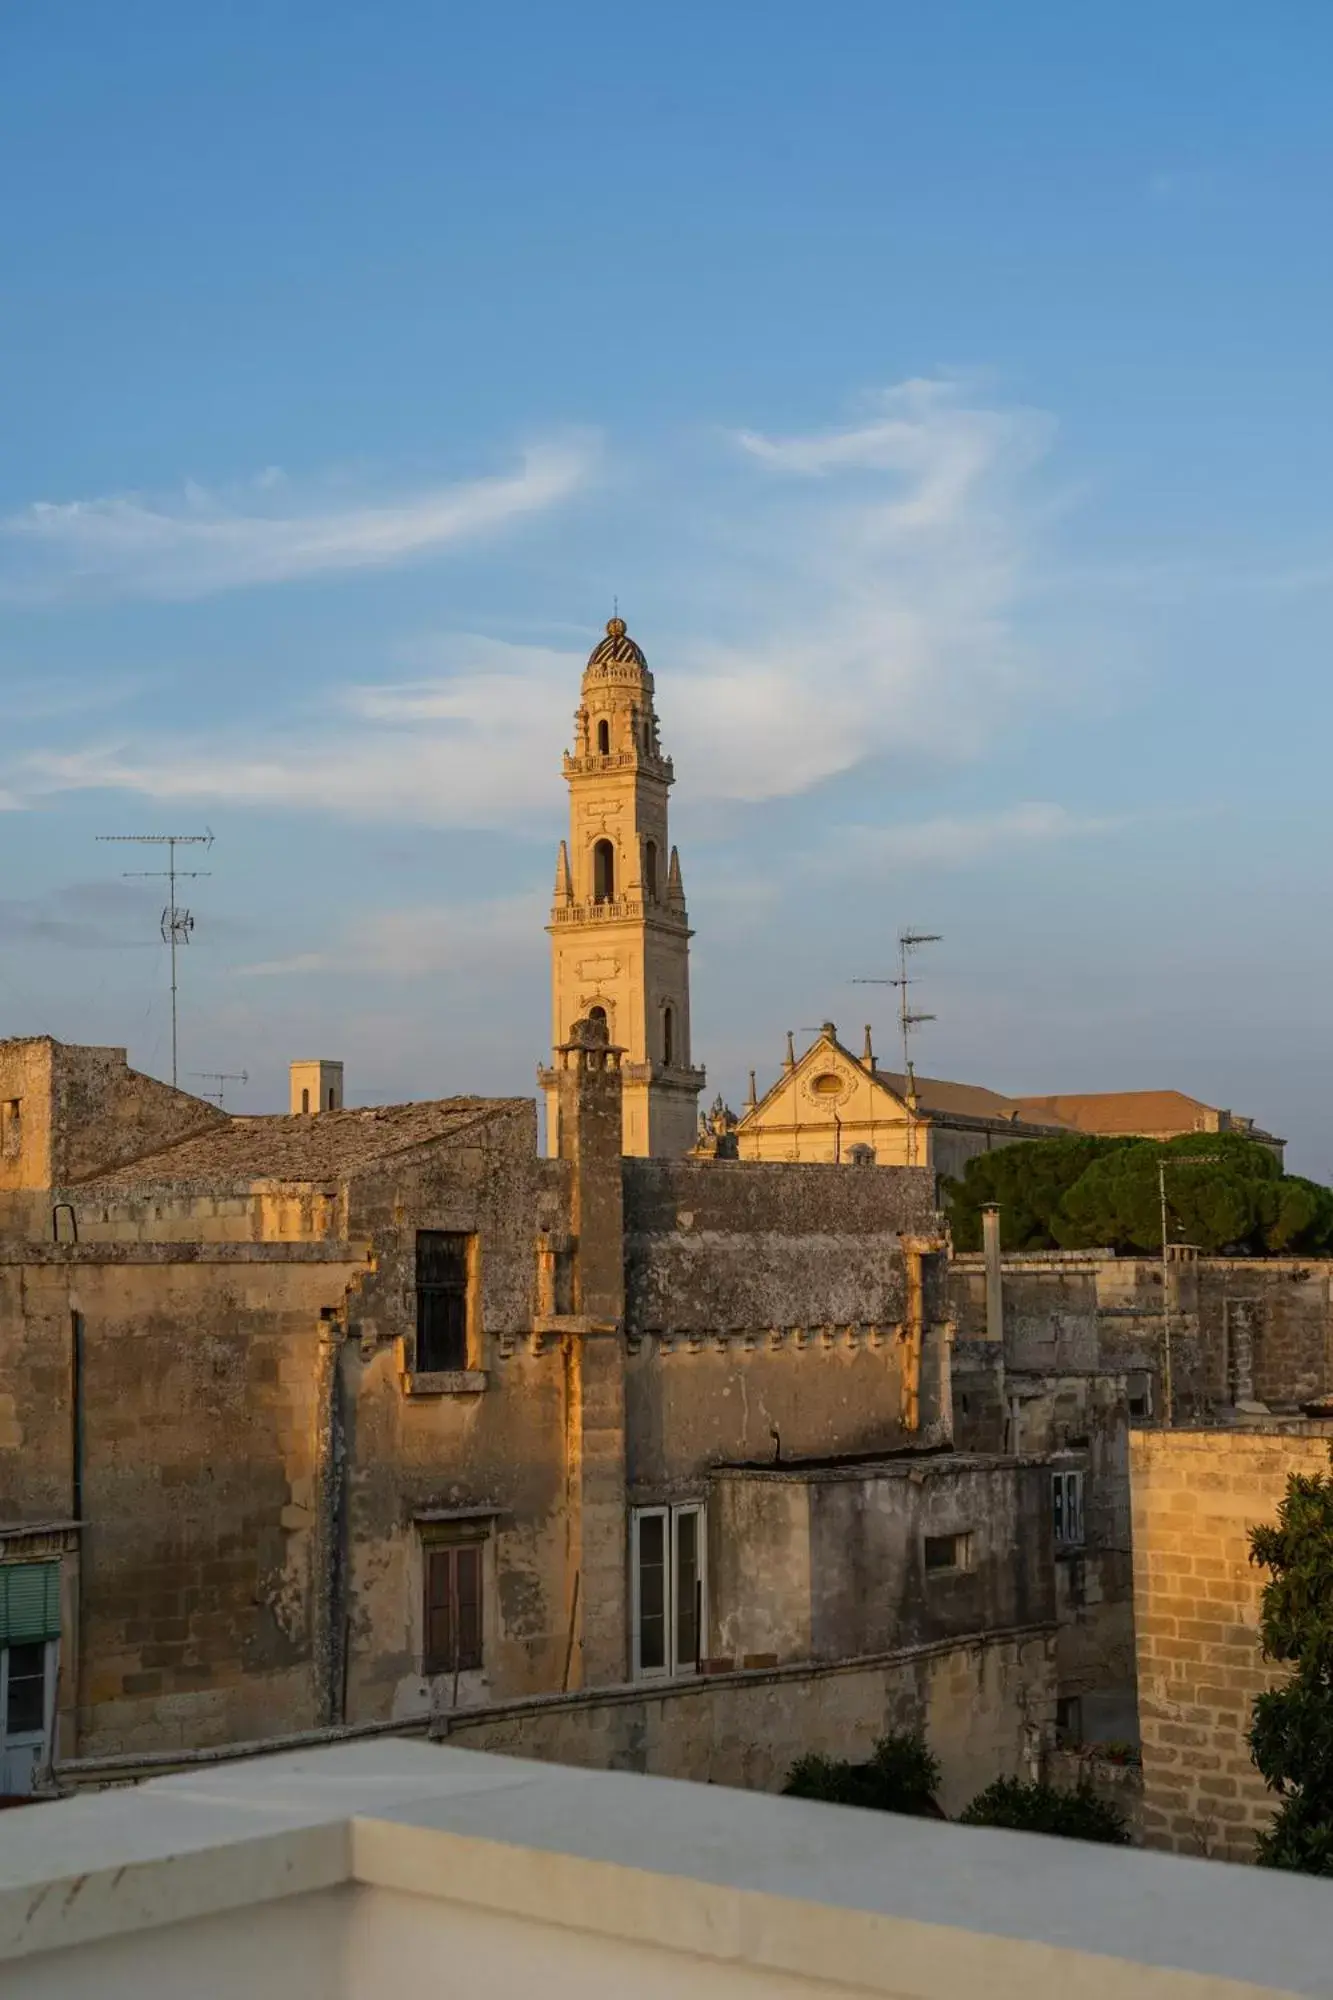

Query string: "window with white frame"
[[631, 1503, 705, 1679], [1052, 1468, 1085, 1548]]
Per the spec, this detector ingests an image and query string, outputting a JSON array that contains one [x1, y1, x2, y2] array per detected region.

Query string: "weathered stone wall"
[[440, 1626, 1057, 1817], [706, 1458, 1055, 1668], [1, 1243, 363, 1758], [623, 1333, 917, 1497], [623, 1158, 936, 1333], [54, 1043, 227, 1188], [1130, 1422, 1333, 1861], [949, 1249, 1333, 1418]]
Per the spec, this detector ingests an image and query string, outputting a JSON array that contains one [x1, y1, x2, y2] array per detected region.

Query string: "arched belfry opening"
[[644, 840, 658, 901], [593, 839, 615, 903], [663, 1005, 675, 1067], [597, 718, 610, 755]]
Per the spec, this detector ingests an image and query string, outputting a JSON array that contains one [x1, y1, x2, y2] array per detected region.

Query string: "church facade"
[[541, 618, 704, 1158]]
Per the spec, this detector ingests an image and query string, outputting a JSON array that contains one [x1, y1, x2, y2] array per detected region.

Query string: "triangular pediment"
[[737, 1031, 914, 1136]]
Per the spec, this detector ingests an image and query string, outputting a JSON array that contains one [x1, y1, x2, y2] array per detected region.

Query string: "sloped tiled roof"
[[1015, 1090, 1219, 1136], [77, 1097, 529, 1193], [875, 1070, 1042, 1126]]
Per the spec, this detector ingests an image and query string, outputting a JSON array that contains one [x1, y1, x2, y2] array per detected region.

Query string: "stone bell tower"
[[541, 617, 704, 1157]]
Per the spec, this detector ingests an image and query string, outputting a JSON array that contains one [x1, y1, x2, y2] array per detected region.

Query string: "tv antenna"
[[191, 1070, 248, 1109], [852, 930, 941, 1164], [96, 831, 213, 1087]]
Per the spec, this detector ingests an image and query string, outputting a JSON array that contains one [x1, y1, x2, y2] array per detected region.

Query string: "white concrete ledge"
[[1, 1740, 1330, 1999]]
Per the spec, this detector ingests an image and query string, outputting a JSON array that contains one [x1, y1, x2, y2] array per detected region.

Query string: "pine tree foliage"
[[945, 1131, 1333, 1258], [1248, 1448, 1333, 1875]]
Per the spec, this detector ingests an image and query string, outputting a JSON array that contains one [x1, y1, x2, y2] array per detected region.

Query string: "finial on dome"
[[606, 615, 627, 639]]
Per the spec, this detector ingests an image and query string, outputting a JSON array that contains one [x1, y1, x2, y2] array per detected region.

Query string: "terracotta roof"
[[1013, 1090, 1225, 1137], [876, 1071, 1048, 1127], [77, 1098, 528, 1193]]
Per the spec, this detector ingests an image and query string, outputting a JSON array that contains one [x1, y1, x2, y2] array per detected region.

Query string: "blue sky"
[[4, 2, 1333, 1170]]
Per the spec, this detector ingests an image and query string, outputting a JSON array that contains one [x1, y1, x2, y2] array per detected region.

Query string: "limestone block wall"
[[1130, 1422, 1333, 1861], [0, 1245, 364, 1759]]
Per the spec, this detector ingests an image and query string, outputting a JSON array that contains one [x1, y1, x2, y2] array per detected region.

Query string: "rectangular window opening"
[[1127, 1370, 1153, 1421], [0, 1100, 20, 1160], [423, 1541, 484, 1676], [923, 1532, 971, 1574], [415, 1230, 472, 1373], [632, 1503, 705, 1679], [1052, 1469, 1086, 1548]]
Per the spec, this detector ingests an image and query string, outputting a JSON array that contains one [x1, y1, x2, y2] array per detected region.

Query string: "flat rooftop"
[[1, 1740, 1329, 1998]]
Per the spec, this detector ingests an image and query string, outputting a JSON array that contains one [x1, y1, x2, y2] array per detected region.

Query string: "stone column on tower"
[[539, 617, 705, 1157]]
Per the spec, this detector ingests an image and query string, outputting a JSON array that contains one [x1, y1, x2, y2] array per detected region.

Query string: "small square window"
[[923, 1532, 970, 1574]]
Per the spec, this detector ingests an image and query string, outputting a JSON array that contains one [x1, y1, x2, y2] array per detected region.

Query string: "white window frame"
[[631, 1502, 707, 1681], [1052, 1468, 1086, 1548]]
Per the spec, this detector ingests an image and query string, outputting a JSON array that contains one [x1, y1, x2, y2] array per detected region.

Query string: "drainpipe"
[[70, 1306, 85, 1755], [313, 1312, 348, 1727]]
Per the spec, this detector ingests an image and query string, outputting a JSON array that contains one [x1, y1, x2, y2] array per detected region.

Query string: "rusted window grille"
[[416, 1231, 470, 1372]]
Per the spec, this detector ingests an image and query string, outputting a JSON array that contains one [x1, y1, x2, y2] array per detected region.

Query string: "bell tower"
[[541, 617, 704, 1157]]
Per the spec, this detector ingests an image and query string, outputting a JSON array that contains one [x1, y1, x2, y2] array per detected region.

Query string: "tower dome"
[[586, 616, 648, 673]]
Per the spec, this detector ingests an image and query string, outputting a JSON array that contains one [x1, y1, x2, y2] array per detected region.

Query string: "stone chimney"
[[553, 1016, 624, 1323], [290, 1060, 344, 1117], [552, 1012, 628, 1690]]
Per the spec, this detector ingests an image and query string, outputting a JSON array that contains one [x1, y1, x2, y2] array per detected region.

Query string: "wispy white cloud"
[[0, 440, 594, 601], [829, 802, 1134, 871], [237, 892, 545, 979], [9, 378, 1068, 822]]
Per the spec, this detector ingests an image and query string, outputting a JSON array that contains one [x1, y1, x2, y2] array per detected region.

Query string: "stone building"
[[541, 618, 704, 1158], [948, 1219, 1333, 1761], [1130, 1420, 1333, 1861], [725, 1023, 1060, 1179], [724, 1027, 1284, 1180], [0, 1024, 1076, 1804]]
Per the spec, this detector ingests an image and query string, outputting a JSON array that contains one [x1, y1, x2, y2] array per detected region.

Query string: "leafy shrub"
[[783, 1731, 942, 1818], [959, 1776, 1130, 1843]]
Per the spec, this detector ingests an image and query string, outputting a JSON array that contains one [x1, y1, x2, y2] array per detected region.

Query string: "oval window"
[[811, 1072, 843, 1096]]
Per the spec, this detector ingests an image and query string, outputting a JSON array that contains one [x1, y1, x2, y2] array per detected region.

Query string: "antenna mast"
[[190, 1070, 248, 1109], [852, 928, 942, 1166], [96, 831, 214, 1087]]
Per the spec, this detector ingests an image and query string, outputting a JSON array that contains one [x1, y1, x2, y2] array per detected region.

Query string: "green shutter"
[[0, 1562, 60, 1643]]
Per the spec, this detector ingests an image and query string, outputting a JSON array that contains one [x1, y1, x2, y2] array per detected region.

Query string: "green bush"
[[958, 1776, 1130, 1844], [783, 1731, 942, 1818]]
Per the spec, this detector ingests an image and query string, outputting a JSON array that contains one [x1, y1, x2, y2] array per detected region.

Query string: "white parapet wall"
[[0, 1739, 1330, 2000]]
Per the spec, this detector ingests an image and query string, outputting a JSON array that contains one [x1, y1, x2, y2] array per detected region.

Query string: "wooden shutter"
[[424, 1544, 483, 1674], [455, 1545, 482, 1669], [0, 1563, 60, 1644], [425, 1550, 454, 1674]]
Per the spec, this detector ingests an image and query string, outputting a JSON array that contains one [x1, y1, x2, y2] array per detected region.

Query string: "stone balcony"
[[2, 1739, 1330, 1998]]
